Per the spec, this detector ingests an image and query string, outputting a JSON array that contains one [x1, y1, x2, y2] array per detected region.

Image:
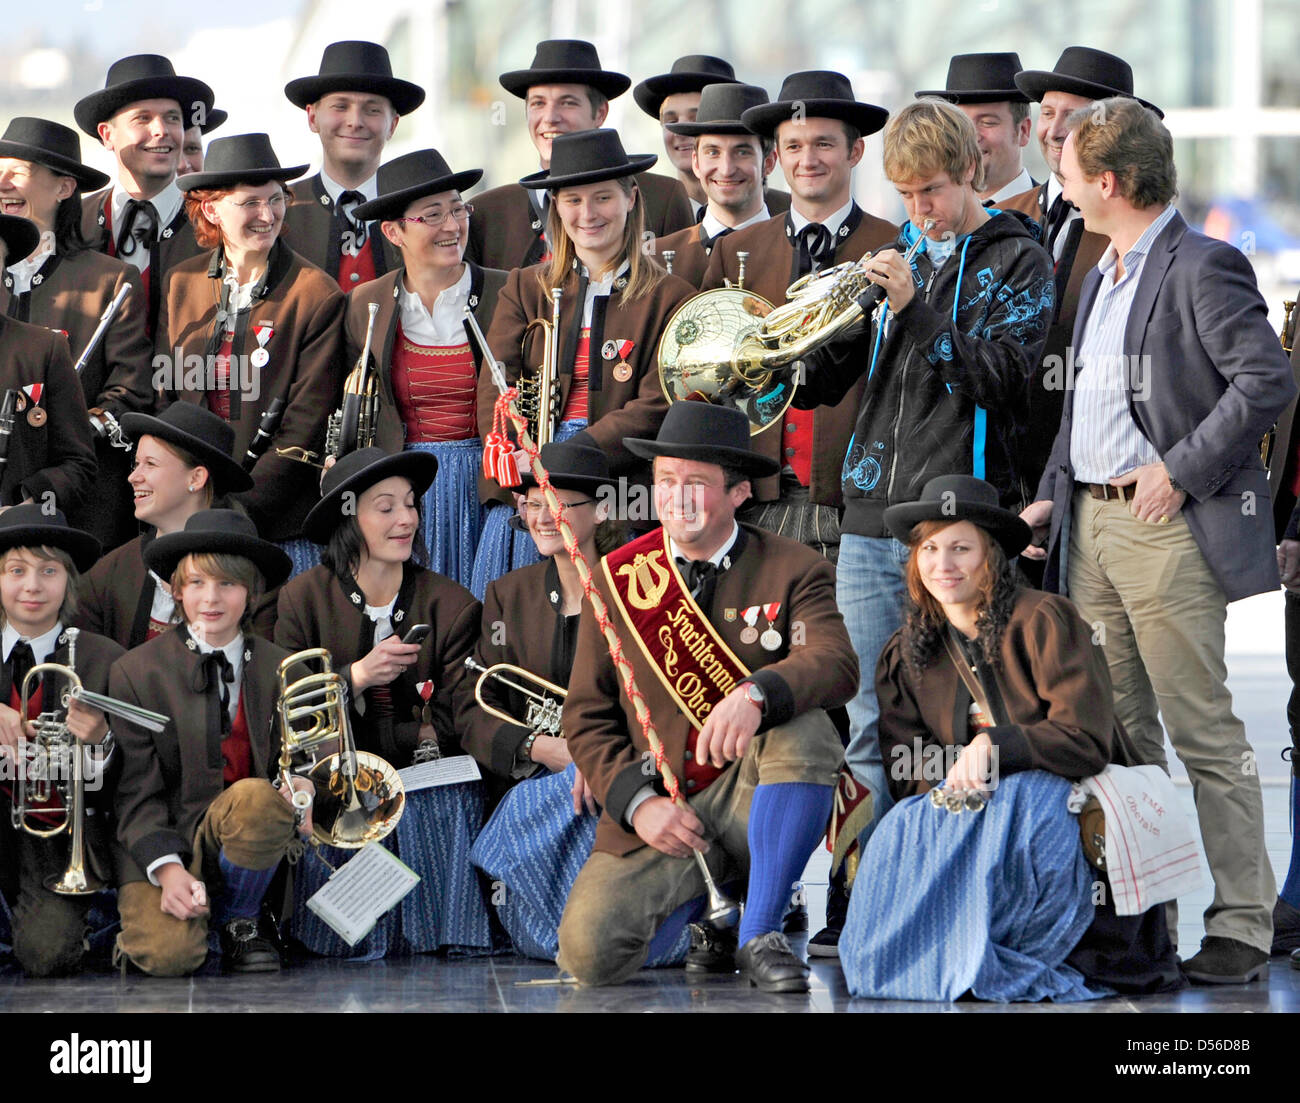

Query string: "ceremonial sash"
[[602, 529, 749, 731]]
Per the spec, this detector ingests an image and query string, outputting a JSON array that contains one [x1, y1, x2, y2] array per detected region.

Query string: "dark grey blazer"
[[1037, 210, 1297, 602]]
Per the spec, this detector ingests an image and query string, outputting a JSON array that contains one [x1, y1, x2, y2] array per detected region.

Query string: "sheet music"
[[304, 843, 420, 946], [398, 754, 482, 793]]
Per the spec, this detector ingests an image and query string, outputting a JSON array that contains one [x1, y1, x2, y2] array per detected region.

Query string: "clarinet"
[[243, 396, 287, 471]]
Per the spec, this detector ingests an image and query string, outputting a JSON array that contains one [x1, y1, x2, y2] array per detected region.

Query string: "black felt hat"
[[352, 149, 484, 223], [0, 117, 110, 191], [302, 447, 438, 545], [498, 39, 631, 101], [624, 402, 779, 478], [519, 441, 615, 494], [120, 403, 254, 494], [915, 52, 1029, 104], [0, 214, 42, 265], [0, 504, 101, 573], [284, 40, 426, 115], [74, 54, 214, 138], [144, 509, 291, 585], [666, 84, 771, 137], [883, 475, 1031, 556], [1014, 47, 1163, 117], [740, 71, 889, 138], [633, 55, 738, 119], [175, 133, 308, 192], [519, 129, 656, 190]]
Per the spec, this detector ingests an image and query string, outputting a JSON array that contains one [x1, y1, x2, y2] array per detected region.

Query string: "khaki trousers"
[[557, 710, 842, 986], [1068, 491, 1275, 951], [116, 778, 297, 976]]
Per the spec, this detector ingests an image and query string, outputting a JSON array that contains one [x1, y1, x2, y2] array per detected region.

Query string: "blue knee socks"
[[213, 850, 276, 924], [737, 782, 833, 946], [1282, 776, 1300, 907]]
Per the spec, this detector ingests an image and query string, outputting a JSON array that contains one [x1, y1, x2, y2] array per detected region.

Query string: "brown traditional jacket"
[[273, 562, 481, 766], [74, 533, 151, 649], [1, 250, 152, 549], [457, 557, 578, 781], [875, 589, 1120, 803], [155, 242, 345, 540], [1001, 183, 1108, 489], [465, 173, 694, 272], [80, 188, 205, 336], [652, 223, 714, 289], [0, 314, 96, 514], [287, 174, 402, 289], [564, 524, 858, 856], [110, 627, 294, 883], [701, 207, 898, 506], [476, 262, 694, 481]]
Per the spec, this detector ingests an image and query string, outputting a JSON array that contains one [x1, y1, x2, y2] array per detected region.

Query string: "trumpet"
[[277, 648, 404, 849], [13, 628, 170, 895], [519, 286, 563, 448], [658, 222, 935, 434], [325, 301, 381, 459], [464, 656, 565, 737]]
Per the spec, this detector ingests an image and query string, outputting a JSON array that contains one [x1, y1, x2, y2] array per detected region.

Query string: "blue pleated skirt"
[[290, 780, 495, 960], [405, 438, 486, 593], [468, 418, 587, 600], [840, 771, 1107, 1003]]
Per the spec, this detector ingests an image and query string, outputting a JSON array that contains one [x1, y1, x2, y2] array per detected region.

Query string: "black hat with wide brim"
[[302, 447, 438, 545], [1014, 47, 1163, 117], [624, 402, 779, 478], [883, 475, 1031, 556], [0, 214, 42, 263], [741, 70, 889, 138], [0, 117, 110, 191], [284, 40, 426, 115], [352, 149, 484, 223], [144, 509, 291, 586], [666, 83, 771, 137], [633, 55, 739, 119], [0, 504, 101, 573], [74, 54, 214, 138], [519, 440, 615, 494], [519, 129, 656, 190], [915, 52, 1029, 104], [499, 39, 631, 101], [120, 403, 254, 494], [176, 133, 308, 192]]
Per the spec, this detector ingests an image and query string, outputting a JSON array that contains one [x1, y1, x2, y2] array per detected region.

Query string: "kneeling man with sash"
[[557, 404, 857, 991]]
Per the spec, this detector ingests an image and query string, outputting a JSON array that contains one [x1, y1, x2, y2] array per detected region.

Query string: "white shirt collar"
[[321, 170, 379, 207], [6, 234, 57, 294], [398, 265, 473, 346], [3, 621, 64, 666], [985, 167, 1034, 206], [111, 180, 183, 237], [668, 521, 740, 570], [701, 205, 770, 239], [192, 631, 245, 720], [789, 196, 853, 236]]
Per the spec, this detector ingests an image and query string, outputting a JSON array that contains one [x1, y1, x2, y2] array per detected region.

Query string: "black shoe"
[[782, 903, 809, 934], [685, 922, 737, 974], [220, 917, 281, 974], [809, 862, 850, 958], [807, 926, 841, 958], [1271, 897, 1300, 955], [1179, 936, 1268, 985], [736, 931, 810, 993], [259, 902, 290, 964]]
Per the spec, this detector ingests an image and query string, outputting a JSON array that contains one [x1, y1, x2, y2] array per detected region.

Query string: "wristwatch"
[[741, 682, 765, 713]]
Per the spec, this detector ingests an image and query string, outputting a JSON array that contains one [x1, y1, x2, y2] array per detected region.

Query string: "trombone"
[[463, 656, 565, 737], [13, 627, 169, 895]]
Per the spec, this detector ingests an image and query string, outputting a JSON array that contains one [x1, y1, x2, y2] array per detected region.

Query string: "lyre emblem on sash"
[[619, 549, 670, 611]]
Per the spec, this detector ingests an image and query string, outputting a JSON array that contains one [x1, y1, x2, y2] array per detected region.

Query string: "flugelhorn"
[[464, 656, 565, 737], [518, 286, 563, 448], [658, 222, 935, 434], [277, 648, 404, 849], [325, 301, 381, 460], [14, 628, 169, 895]]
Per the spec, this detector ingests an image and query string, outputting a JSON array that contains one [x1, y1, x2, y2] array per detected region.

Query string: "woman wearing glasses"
[[344, 151, 506, 591], [158, 133, 345, 574]]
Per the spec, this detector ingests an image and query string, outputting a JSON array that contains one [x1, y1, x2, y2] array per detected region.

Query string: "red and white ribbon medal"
[[760, 602, 782, 651], [739, 605, 761, 645], [250, 323, 274, 369]]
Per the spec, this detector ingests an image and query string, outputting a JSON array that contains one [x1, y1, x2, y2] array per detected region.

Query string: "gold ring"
[[1158, 514, 1170, 525]]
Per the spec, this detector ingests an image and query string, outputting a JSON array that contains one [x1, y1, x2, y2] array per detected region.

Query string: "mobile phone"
[[401, 624, 432, 646]]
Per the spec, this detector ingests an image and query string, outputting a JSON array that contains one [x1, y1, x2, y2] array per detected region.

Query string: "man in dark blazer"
[[465, 40, 695, 272], [557, 404, 855, 992], [1022, 99, 1296, 984], [283, 40, 425, 292]]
